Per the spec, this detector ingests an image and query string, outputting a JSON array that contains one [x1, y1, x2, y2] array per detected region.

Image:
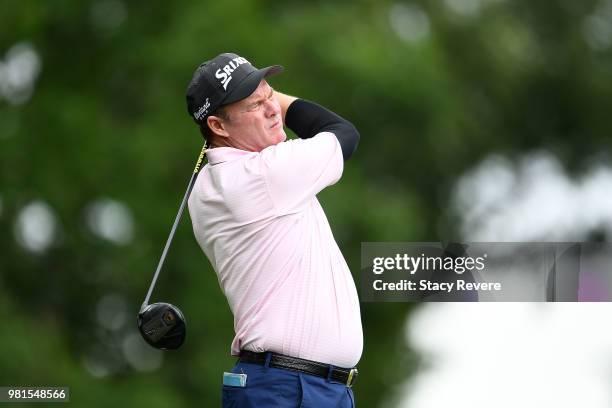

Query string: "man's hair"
[[199, 106, 230, 145]]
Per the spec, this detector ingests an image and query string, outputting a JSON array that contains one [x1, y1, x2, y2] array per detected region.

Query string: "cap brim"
[[221, 65, 283, 106]]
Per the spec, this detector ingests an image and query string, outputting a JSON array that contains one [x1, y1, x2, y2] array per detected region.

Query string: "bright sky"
[[399, 303, 612, 408], [396, 151, 612, 408]]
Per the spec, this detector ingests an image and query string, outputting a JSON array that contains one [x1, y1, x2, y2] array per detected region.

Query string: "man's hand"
[[274, 91, 298, 124]]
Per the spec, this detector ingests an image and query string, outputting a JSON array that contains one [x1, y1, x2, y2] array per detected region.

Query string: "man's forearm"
[[282, 97, 360, 161]]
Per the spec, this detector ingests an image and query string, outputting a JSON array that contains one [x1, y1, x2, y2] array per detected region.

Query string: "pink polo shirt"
[[187, 132, 363, 368]]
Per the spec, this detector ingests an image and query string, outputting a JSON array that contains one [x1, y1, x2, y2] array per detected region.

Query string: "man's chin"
[[261, 130, 287, 150], [275, 130, 287, 144]]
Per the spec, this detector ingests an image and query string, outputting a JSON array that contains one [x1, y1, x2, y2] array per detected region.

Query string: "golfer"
[[186, 53, 362, 407]]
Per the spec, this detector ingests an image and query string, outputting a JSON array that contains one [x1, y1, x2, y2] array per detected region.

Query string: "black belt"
[[239, 351, 358, 388]]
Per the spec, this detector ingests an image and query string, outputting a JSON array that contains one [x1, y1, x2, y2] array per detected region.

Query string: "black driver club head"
[[138, 302, 186, 350]]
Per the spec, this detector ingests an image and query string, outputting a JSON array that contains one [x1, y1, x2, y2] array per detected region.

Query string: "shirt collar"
[[206, 147, 255, 165]]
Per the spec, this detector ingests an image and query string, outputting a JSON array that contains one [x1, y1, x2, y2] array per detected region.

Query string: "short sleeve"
[[260, 132, 343, 214]]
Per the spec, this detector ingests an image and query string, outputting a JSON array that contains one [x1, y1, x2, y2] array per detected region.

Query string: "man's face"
[[220, 80, 286, 152]]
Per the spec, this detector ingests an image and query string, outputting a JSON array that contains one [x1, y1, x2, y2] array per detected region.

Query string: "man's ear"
[[207, 115, 229, 138]]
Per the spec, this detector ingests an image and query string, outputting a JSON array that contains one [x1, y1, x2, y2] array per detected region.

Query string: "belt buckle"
[[346, 368, 358, 387]]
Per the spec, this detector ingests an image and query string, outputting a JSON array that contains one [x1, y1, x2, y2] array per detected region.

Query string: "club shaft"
[[142, 146, 207, 309]]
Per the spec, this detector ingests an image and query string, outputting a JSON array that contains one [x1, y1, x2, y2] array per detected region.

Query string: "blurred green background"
[[1, 0, 611, 406]]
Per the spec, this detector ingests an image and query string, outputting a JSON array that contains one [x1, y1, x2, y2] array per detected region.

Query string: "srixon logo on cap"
[[215, 57, 249, 90]]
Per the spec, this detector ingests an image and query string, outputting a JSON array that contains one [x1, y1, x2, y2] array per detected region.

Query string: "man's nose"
[[263, 99, 279, 117]]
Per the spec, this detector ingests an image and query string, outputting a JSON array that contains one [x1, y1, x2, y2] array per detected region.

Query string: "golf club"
[[137, 145, 207, 350]]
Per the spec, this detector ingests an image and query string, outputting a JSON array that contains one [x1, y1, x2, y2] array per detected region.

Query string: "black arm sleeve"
[[284, 99, 360, 161]]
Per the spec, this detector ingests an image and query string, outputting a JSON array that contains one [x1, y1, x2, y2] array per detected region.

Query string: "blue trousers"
[[221, 356, 355, 407]]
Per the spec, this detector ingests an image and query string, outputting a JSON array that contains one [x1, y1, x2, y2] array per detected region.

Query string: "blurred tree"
[[1, 0, 612, 406]]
